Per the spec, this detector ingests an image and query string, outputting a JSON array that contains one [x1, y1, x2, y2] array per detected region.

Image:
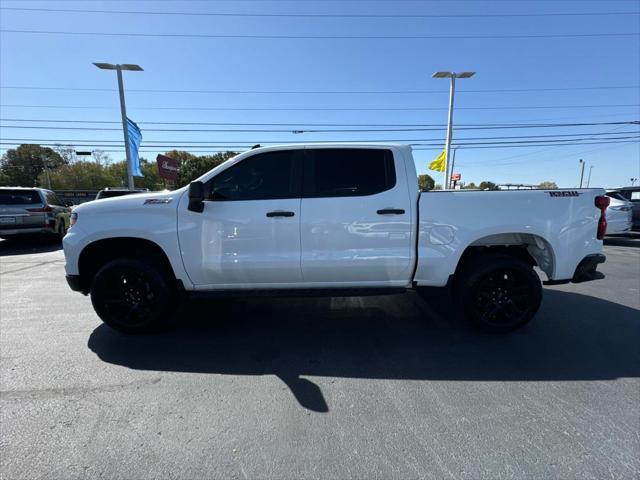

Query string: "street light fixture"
[[432, 71, 476, 189], [93, 62, 143, 190]]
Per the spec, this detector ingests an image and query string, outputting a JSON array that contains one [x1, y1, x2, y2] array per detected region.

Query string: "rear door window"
[[0, 190, 42, 205], [304, 149, 396, 197]]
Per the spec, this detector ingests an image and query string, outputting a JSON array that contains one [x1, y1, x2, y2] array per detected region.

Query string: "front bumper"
[[66, 274, 87, 294]]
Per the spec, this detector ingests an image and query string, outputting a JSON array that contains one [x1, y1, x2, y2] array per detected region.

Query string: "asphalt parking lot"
[[1, 236, 639, 479]]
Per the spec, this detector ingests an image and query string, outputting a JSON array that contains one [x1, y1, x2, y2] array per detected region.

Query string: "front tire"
[[90, 258, 175, 333], [457, 254, 542, 333]]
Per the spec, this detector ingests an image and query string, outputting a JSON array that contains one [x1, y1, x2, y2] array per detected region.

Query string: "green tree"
[[38, 161, 118, 190], [105, 159, 166, 190], [0, 144, 66, 187], [463, 182, 478, 189], [418, 174, 435, 191], [479, 181, 499, 191], [538, 181, 558, 189], [174, 150, 237, 187]]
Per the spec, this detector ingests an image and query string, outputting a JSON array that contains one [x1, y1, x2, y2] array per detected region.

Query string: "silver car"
[[0, 187, 71, 240]]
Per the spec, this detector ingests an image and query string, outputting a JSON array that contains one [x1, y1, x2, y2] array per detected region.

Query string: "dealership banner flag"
[[428, 150, 446, 172], [127, 118, 144, 177]]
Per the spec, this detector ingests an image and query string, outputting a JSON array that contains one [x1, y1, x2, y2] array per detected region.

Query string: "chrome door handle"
[[266, 211, 295, 217], [377, 209, 405, 215]]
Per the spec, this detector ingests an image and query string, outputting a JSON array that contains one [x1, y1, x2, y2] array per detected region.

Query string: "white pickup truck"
[[63, 144, 609, 333]]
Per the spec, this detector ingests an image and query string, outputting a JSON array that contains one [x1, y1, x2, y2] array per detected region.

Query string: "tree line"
[[0, 145, 237, 190], [418, 174, 557, 191]]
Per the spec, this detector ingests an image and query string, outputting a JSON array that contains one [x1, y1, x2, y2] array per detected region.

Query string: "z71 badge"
[[547, 191, 582, 197]]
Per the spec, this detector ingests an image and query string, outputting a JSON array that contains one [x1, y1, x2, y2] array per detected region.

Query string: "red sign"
[[156, 154, 180, 181], [451, 172, 461, 182]]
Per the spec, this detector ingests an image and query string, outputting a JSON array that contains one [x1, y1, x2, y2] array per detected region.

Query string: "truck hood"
[[74, 188, 187, 214]]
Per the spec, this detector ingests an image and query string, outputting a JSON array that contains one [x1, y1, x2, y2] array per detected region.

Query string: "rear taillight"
[[595, 195, 610, 240], [26, 206, 53, 213], [70, 212, 78, 226]]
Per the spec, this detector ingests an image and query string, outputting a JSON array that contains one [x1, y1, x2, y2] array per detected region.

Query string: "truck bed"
[[414, 188, 605, 286]]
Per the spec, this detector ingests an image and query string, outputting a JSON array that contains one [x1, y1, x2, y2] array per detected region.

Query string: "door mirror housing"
[[188, 181, 205, 213]]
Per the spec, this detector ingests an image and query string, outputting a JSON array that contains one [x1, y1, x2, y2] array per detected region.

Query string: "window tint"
[[307, 148, 396, 197], [208, 150, 300, 201], [606, 192, 627, 202], [0, 189, 41, 205], [45, 191, 61, 205]]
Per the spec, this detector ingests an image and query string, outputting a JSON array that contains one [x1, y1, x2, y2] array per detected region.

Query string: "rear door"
[[300, 147, 413, 287], [177, 149, 304, 287]]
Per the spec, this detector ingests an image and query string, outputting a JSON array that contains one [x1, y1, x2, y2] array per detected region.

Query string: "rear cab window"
[[304, 148, 396, 197], [0, 189, 42, 205]]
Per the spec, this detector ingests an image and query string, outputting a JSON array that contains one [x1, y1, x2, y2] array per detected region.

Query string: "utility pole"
[[41, 154, 51, 189], [93, 62, 143, 190], [586, 165, 594, 187], [579, 159, 586, 188], [432, 71, 475, 190]]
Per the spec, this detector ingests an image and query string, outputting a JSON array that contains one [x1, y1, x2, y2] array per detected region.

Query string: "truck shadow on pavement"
[[0, 237, 62, 256], [88, 289, 640, 412]]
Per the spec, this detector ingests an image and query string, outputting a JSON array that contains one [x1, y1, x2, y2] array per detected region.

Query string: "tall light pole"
[[432, 71, 475, 190], [578, 158, 586, 188], [93, 62, 143, 190], [586, 165, 594, 187]]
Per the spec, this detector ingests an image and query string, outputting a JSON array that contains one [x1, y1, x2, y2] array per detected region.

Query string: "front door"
[[178, 149, 303, 288]]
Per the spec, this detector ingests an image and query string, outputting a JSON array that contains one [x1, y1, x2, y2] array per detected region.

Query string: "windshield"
[[96, 190, 140, 200], [0, 189, 41, 205], [606, 192, 628, 202]]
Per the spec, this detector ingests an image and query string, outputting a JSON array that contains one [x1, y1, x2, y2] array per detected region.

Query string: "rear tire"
[[456, 254, 542, 333], [90, 258, 175, 334]]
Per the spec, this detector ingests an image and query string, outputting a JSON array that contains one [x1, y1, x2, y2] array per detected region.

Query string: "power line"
[[2, 135, 637, 147], [1, 118, 637, 132], [3, 6, 639, 18], [2, 103, 638, 111], [2, 29, 637, 40], [1, 129, 636, 141], [2, 85, 638, 94], [2, 140, 638, 155]]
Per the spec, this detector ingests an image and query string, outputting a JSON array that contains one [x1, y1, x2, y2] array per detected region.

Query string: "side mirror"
[[188, 181, 205, 213]]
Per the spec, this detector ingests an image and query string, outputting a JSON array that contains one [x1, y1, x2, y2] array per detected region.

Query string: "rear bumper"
[[572, 253, 606, 283], [544, 254, 606, 285]]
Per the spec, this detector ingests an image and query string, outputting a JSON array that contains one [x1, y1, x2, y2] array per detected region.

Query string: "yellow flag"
[[429, 150, 446, 172]]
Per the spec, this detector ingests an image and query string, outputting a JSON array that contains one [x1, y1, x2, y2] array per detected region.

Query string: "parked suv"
[[0, 187, 71, 240]]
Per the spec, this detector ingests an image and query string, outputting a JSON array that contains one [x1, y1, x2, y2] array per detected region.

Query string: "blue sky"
[[1, 0, 639, 188]]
